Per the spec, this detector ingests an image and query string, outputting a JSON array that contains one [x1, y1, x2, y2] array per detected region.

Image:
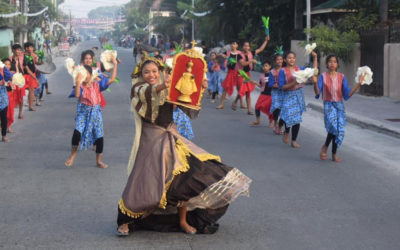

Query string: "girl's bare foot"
[[283, 133, 290, 144], [274, 126, 282, 135], [332, 154, 342, 163], [291, 141, 301, 148], [216, 104, 224, 109], [65, 156, 76, 167], [240, 105, 247, 109], [180, 221, 197, 235], [2, 136, 10, 143], [18, 115, 24, 119], [211, 99, 216, 103], [320, 145, 328, 160], [97, 161, 109, 169], [250, 121, 260, 126], [28, 107, 36, 111], [96, 154, 108, 168], [7, 128, 13, 133], [117, 223, 129, 236], [268, 121, 275, 128], [46, 91, 52, 95]]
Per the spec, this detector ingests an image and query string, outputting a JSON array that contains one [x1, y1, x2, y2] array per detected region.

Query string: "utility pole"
[[380, 0, 388, 24], [191, 0, 194, 41], [69, 9, 72, 36], [306, 0, 311, 64]]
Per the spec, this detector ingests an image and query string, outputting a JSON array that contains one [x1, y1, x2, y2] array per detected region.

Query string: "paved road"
[[1, 41, 400, 250]]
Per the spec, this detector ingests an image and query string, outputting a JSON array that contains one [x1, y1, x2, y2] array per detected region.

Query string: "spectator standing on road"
[[313, 54, 365, 163], [45, 39, 52, 54], [150, 35, 156, 47], [200, 41, 209, 55], [133, 40, 141, 63], [165, 38, 171, 52]]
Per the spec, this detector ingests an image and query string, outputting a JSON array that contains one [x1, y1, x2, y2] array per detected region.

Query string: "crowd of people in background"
[[139, 34, 365, 163], [0, 42, 52, 143]]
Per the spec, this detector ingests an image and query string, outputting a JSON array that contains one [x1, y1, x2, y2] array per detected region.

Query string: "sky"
[[59, 0, 131, 18]]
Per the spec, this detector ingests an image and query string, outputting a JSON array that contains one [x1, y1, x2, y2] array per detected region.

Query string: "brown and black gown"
[[117, 81, 251, 234]]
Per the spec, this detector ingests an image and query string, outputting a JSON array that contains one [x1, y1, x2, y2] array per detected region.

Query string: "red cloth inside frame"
[[169, 55, 205, 106]]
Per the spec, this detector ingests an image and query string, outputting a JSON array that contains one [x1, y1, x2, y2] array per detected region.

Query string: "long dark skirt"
[[117, 155, 232, 234]]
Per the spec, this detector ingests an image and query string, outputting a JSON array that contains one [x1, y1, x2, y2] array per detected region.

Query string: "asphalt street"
[[1, 40, 400, 250]]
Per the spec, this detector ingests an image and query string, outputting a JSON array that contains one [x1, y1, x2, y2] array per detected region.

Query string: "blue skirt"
[[280, 88, 306, 127], [75, 103, 104, 150], [209, 71, 224, 95], [270, 89, 283, 113], [324, 101, 346, 147], [173, 107, 194, 140], [34, 73, 47, 97], [0, 85, 9, 111]]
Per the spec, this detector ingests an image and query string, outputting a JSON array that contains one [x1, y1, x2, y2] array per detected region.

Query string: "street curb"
[[306, 100, 400, 139]]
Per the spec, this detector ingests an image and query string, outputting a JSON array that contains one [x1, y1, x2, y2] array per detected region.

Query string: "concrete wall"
[[0, 28, 14, 58], [384, 43, 400, 98], [291, 40, 361, 88]]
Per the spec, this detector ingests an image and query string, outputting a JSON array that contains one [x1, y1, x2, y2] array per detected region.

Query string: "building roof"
[[313, 0, 348, 10], [306, 0, 355, 15], [309, 0, 400, 15]]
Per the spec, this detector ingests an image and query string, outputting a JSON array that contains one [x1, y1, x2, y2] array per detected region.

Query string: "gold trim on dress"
[[118, 198, 145, 219], [159, 139, 191, 209], [158, 139, 222, 209]]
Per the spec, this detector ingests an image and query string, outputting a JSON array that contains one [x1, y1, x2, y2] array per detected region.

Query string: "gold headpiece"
[[131, 51, 165, 79], [187, 60, 194, 68]]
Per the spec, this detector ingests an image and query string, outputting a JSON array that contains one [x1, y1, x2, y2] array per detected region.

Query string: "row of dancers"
[[205, 39, 365, 162], [0, 43, 52, 143]]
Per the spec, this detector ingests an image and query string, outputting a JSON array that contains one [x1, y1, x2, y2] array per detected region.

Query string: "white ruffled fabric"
[[305, 43, 317, 55], [0, 61, 4, 69], [12, 73, 25, 88], [293, 68, 316, 83], [355, 66, 373, 85], [65, 58, 87, 86], [194, 47, 205, 57], [100, 50, 117, 71], [65, 58, 75, 75], [165, 57, 174, 69]]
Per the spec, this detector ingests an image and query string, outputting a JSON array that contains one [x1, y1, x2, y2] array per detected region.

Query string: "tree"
[[303, 25, 359, 62], [88, 6, 121, 19]]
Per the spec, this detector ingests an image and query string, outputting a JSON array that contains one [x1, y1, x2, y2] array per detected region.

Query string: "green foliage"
[[28, 0, 58, 20], [195, 0, 295, 56], [88, 6, 121, 19], [339, 10, 378, 34], [303, 25, 359, 62], [0, 46, 9, 59], [102, 42, 113, 50], [0, 1, 18, 27], [125, 1, 148, 34], [152, 16, 187, 41], [390, 2, 400, 19]]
